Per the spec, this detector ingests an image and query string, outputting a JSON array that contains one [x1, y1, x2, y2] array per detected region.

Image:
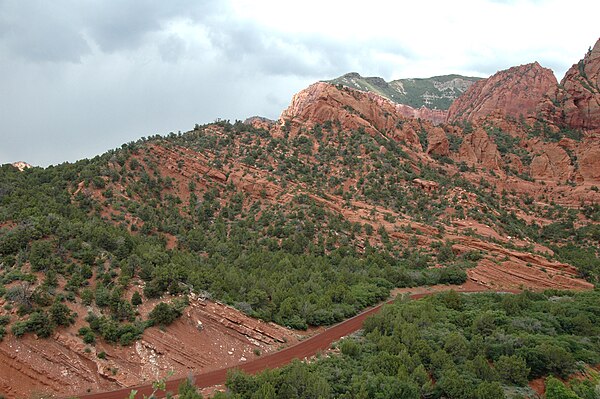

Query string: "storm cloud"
[[0, 0, 598, 166]]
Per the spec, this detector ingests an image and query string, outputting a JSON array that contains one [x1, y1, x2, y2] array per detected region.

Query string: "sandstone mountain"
[[539, 38, 600, 134], [448, 38, 600, 137], [446, 62, 558, 123]]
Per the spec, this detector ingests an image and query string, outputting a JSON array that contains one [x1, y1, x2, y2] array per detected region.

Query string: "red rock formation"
[[280, 82, 401, 136], [578, 143, 600, 181], [458, 128, 502, 169], [527, 139, 575, 182], [447, 62, 557, 123], [540, 38, 600, 133], [396, 104, 447, 125], [413, 178, 439, 192], [426, 127, 450, 156], [244, 116, 275, 130], [280, 82, 446, 143]]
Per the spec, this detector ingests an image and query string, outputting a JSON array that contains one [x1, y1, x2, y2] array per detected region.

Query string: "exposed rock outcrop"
[[578, 144, 600, 181], [396, 104, 447, 125], [426, 127, 450, 156], [10, 161, 32, 171], [447, 62, 557, 123], [539, 38, 600, 133], [458, 128, 502, 169], [244, 116, 276, 130], [527, 140, 575, 182], [280, 82, 400, 136]]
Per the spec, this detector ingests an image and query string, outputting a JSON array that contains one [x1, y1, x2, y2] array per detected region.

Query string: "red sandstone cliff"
[[447, 62, 557, 123], [280, 82, 446, 134], [396, 104, 447, 125], [539, 38, 600, 133]]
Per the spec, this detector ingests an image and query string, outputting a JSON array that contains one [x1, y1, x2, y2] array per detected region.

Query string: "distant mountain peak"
[[326, 72, 481, 110], [447, 62, 557, 123]]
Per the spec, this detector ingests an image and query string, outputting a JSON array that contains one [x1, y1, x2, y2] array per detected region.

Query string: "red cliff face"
[[396, 104, 447, 125], [447, 62, 558, 123], [458, 128, 502, 169], [280, 82, 446, 137], [279, 82, 438, 149], [280, 82, 398, 136], [540, 38, 600, 133], [426, 127, 450, 156]]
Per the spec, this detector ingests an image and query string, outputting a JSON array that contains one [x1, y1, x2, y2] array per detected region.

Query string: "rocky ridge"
[[447, 62, 558, 123], [539, 38, 600, 134], [328, 72, 479, 110]]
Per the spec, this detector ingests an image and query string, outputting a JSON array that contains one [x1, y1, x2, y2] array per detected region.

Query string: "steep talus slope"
[[447, 62, 557, 123]]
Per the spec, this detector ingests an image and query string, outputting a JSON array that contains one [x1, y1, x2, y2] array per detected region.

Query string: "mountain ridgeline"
[[327, 72, 480, 110], [0, 38, 600, 398]]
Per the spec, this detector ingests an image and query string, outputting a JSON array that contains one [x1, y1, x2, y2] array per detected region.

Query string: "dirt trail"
[[75, 282, 511, 399]]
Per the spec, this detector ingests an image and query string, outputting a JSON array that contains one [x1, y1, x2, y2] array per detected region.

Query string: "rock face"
[[458, 128, 502, 169], [396, 104, 447, 125], [527, 140, 575, 182], [244, 116, 276, 130], [10, 161, 32, 171], [426, 127, 450, 156], [540, 38, 600, 133], [281, 81, 447, 129], [447, 62, 558, 123], [578, 144, 600, 181], [281, 82, 400, 136]]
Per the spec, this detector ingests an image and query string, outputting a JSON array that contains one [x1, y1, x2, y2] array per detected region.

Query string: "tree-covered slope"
[[223, 289, 600, 399]]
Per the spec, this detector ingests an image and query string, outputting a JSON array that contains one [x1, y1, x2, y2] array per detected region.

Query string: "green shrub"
[[148, 302, 182, 327], [495, 355, 529, 386], [131, 291, 142, 306], [49, 301, 75, 327]]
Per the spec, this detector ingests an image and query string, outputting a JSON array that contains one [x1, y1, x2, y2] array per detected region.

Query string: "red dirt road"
[[75, 284, 499, 399]]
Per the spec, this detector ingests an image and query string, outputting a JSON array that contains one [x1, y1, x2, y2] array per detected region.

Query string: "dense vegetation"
[[222, 290, 600, 399], [0, 122, 474, 344], [0, 116, 599, 348]]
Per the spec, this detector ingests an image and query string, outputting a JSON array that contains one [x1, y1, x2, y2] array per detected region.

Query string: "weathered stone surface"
[[426, 127, 450, 156], [448, 62, 557, 123], [458, 128, 502, 169], [540, 38, 600, 133], [527, 140, 575, 182]]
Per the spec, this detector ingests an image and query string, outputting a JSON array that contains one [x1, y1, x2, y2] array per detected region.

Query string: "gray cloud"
[[0, 0, 90, 62], [80, 1, 207, 53]]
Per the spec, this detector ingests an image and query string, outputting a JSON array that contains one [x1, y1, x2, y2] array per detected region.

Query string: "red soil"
[[0, 294, 296, 399], [75, 282, 519, 399]]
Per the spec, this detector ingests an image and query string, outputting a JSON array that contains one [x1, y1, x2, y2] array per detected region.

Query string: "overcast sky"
[[1, 0, 598, 167]]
